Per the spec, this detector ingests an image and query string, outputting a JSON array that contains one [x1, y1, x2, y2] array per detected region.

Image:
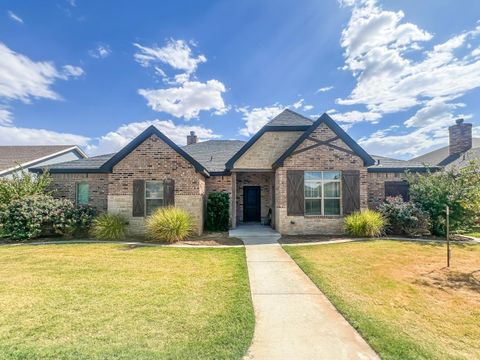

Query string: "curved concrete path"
[[230, 224, 378, 360]]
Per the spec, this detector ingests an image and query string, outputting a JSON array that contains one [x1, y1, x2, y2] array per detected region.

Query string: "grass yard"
[[0, 244, 254, 360], [285, 240, 480, 360], [466, 232, 480, 238]]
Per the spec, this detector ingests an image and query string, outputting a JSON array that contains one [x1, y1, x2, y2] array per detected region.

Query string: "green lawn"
[[285, 241, 480, 360], [466, 232, 480, 238], [0, 244, 254, 360]]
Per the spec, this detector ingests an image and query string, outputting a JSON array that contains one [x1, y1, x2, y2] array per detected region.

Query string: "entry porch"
[[230, 170, 276, 229]]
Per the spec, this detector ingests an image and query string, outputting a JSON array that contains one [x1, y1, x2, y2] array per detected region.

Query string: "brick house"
[[31, 110, 474, 235]]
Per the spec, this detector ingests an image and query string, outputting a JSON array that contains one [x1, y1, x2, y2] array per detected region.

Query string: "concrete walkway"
[[230, 224, 378, 360]]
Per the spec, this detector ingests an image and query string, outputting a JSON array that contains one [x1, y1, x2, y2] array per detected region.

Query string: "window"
[[76, 182, 89, 205], [145, 181, 164, 215], [304, 171, 341, 215]]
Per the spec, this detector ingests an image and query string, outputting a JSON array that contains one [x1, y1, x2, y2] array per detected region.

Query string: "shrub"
[[146, 207, 192, 243], [0, 194, 95, 241], [90, 213, 127, 240], [206, 192, 230, 231], [344, 210, 385, 237], [0, 170, 51, 207], [407, 161, 480, 235], [378, 196, 430, 237]]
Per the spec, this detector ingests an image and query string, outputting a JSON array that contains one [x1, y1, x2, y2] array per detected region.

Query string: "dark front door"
[[243, 186, 261, 222]]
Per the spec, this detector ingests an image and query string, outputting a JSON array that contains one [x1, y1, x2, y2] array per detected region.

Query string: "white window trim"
[[304, 171, 342, 216], [145, 180, 164, 216]]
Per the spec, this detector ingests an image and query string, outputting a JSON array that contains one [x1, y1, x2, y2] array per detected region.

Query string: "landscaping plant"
[[344, 210, 385, 237], [206, 192, 230, 231], [91, 213, 127, 240], [407, 161, 480, 235], [146, 207, 193, 243], [378, 196, 430, 236], [0, 194, 95, 240], [0, 170, 52, 207]]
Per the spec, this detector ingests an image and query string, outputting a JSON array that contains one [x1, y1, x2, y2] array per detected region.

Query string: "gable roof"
[[0, 145, 86, 175], [31, 126, 210, 176], [273, 113, 376, 168], [410, 138, 480, 165], [266, 109, 313, 127], [99, 126, 209, 175], [182, 140, 246, 173], [225, 109, 311, 170]]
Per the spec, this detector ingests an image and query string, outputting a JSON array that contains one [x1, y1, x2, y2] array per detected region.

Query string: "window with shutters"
[[304, 171, 341, 215], [145, 181, 164, 216], [76, 182, 89, 205]]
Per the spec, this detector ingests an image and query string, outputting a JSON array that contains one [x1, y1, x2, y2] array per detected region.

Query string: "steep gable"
[[273, 113, 375, 168]]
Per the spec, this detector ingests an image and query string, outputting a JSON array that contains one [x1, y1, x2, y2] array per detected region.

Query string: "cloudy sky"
[[1, 0, 480, 158]]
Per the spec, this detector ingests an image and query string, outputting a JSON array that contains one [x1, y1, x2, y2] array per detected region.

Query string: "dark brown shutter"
[[385, 181, 410, 202], [132, 180, 145, 217], [287, 170, 304, 216], [164, 179, 175, 206], [342, 170, 360, 215]]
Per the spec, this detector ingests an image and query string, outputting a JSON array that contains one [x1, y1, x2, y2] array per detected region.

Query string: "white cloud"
[[133, 39, 206, 79], [0, 106, 12, 126], [7, 10, 23, 24], [87, 119, 221, 155], [337, 0, 480, 156], [327, 109, 381, 123], [316, 86, 333, 93], [89, 44, 111, 59], [237, 104, 286, 136], [62, 65, 84, 77], [0, 42, 81, 103], [0, 125, 90, 146], [138, 79, 227, 120]]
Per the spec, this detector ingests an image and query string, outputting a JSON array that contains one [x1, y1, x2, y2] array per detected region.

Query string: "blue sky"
[[1, 0, 480, 158]]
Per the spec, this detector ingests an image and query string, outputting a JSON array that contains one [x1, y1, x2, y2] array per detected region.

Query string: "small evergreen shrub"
[[0, 194, 95, 240], [378, 196, 430, 236], [146, 207, 193, 243], [206, 192, 230, 231], [344, 210, 385, 237], [90, 213, 127, 240]]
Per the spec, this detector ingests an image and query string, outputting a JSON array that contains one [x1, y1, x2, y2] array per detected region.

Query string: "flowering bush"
[[0, 194, 95, 241], [378, 196, 430, 237]]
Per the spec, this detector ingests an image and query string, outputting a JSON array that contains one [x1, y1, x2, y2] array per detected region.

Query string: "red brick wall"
[[49, 173, 108, 212]]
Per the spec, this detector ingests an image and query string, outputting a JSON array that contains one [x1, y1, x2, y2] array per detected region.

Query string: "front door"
[[243, 186, 261, 222]]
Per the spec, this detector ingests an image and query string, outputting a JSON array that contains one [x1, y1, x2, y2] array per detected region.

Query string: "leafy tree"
[[206, 192, 230, 231], [0, 169, 52, 206], [407, 161, 480, 235]]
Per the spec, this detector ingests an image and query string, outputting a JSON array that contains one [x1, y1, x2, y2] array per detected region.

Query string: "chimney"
[[187, 131, 198, 145], [449, 118, 472, 156]]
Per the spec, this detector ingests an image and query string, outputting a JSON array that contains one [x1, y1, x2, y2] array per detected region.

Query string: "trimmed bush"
[[378, 196, 430, 236], [146, 207, 193, 243], [344, 210, 385, 237], [206, 192, 230, 231], [0, 194, 95, 240], [90, 213, 127, 240]]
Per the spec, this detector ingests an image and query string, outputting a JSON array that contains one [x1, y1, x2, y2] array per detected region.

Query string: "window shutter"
[[287, 170, 304, 216], [342, 170, 360, 215], [132, 179, 145, 217], [164, 179, 175, 206], [385, 181, 410, 202]]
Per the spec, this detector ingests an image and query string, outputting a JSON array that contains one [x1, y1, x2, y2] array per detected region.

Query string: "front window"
[[304, 171, 341, 215], [76, 182, 89, 205], [145, 181, 164, 216]]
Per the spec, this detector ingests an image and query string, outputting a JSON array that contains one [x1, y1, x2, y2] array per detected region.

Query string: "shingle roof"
[[182, 140, 246, 173], [33, 153, 115, 172], [411, 138, 480, 165], [266, 109, 313, 127], [0, 145, 81, 172], [444, 147, 480, 170]]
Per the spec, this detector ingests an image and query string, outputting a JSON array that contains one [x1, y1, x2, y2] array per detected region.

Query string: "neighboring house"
[[31, 109, 473, 236], [0, 145, 87, 179]]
